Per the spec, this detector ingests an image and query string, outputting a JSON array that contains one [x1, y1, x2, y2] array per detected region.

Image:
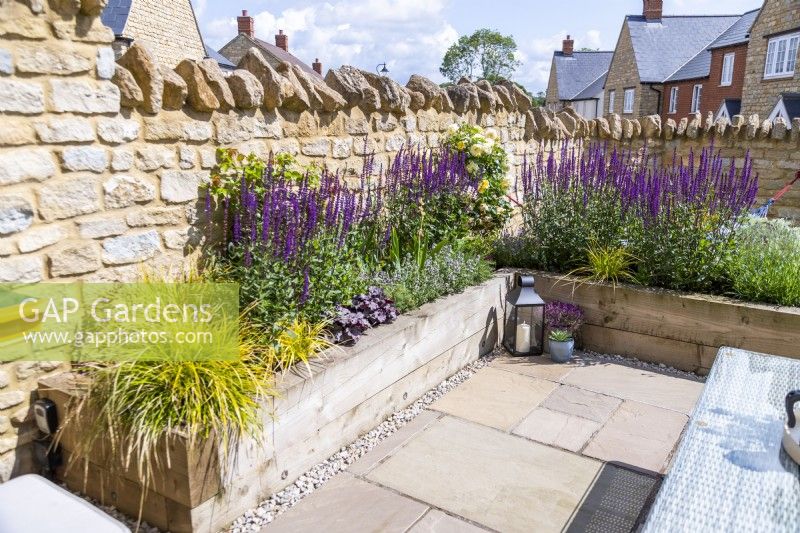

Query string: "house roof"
[[239, 35, 322, 79], [626, 14, 741, 83], [552, 51, 614, 101], [100, 0, 132, 36], [204, 45, 236, 70], [573, 72, 608, 101], [665, 9, 760, 83]]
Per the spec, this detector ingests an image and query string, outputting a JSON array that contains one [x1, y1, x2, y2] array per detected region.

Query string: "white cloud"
[[202, 0, 458, 85], [515, 30, 606, 92]]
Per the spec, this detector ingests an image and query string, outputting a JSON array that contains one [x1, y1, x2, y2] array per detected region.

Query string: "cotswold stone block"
[[143, 119, 212, 142], [163, 228, 189, 250], [103, 174, 156, 209], [62, 146, 108, 172], [50, 17, 114, 44], [17, 225, 66, 253], [273, 62, 311, 112], [292, 64, 346, 113], [175, 59, 219, 113], [96, 47, 115, 79], [16, 46, 92, 75], [126, 206, 184, 227], [113, 64, 144, 108], [161, 170, 209, 203], [198, 59, 235, 111], [0, 3, 49, 40], [385, 133, 406, 151], [160, 65, 188, 111], [332, 137, 353, 159], [50, 80, 120, 114], [361, 69, 410, 115], [324, 66, 380, 112], [102, 231, 161, 265], [641, 115, 661, 138], [78, 217, 128, 239], [97, 118, 140, 144], [301, 138, 330, 157], [406, 74, 452, 112], [0, 49, 12, 75], [111, 149, 133, 171], [136, 146, 176, 171], [0, 372, 7, 389], [34, 117, 95, 143], [50, 244, 101, 276], [38, 178, 99, 221], [0, 149, 55, 185], [179, 145, 194, 169], [0, 80, 45, 114], [238, 49, 293, 110], [0, 391, 25, 410], [0, 196, 34, 236], [0, 120, 36, 146], [0, 256, 42, 282], [117, 43, 163, 114], [746, 114, 760, 139]]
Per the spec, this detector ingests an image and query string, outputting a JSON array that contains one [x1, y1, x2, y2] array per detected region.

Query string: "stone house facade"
[[219, 11, 322, 78], [662, 9, 759, 122], [741, 0, 800, 121], [604, 0, 741, 119], [100, 0, 206, 67]]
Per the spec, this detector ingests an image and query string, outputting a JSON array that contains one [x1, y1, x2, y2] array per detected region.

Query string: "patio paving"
[[262, 352, 705, 532]]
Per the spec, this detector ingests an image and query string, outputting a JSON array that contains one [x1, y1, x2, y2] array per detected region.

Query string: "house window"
[[721, 53, 735, 86], [668, 87, 679, 114], [608, 90, 615, 113], [764, 32, 800, 79], [691, 84, 702, 113], [623, 88, 634, 114]]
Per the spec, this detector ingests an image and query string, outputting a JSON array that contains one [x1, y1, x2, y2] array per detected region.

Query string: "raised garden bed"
[[37, 274, 507, 533], [531, 271, 800, 374]]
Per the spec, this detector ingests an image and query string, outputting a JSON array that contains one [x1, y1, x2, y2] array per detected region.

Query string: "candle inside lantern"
[[515, 322, 531, 353]]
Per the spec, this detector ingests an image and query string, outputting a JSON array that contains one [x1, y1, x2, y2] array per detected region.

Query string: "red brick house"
[[662, 9, 760, 122]]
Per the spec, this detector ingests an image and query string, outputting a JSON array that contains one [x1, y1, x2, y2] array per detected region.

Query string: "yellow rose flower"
[[469, 144, 483, 157], [478, 179, 490, 193], [457, 141, 466, 151]]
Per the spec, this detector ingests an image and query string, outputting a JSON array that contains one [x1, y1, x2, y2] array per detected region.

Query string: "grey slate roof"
[[709, 9, 760, 50], [252, 37, 322, 79], [553, 51, 614, 100], [666, 9, 760, 83], [100, 0, 132, 36], [574, 73, 607, 100], [626, 14, 740, 83], [205, 45, 236, 70]]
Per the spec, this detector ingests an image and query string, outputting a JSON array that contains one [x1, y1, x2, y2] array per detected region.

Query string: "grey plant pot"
[[549, 339, 575, 363]]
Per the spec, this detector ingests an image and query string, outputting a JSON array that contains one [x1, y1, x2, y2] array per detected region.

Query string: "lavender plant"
[[508, 142, 758, 293]]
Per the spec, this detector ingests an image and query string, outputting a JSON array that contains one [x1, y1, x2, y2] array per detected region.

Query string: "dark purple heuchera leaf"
[[544, 301, 584, 333], [331, 287, 398, 345]]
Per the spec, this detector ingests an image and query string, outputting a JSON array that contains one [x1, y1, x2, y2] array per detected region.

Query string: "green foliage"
[[548, 329, 573, 342], [440, 29, 521, 83], [569, 243, 638, 285], [267, 318, 333, 374], [378, 245, 494, 313], [726, 218, 800, 306], [444, 123, 513, 237]]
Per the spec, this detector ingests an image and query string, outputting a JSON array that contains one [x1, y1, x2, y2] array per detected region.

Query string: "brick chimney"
[[237, 10, 254, 37], [312, 58, 322, 75], [275, 29, 288, 52], [643, 0, 663, 21], [562, 35, 574, 56]]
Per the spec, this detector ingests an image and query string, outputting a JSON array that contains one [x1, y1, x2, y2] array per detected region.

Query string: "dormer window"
[[764, 32, 799, 79]]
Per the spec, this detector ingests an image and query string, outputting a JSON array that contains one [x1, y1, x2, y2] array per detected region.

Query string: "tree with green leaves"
[[440, 29, 521, 83]]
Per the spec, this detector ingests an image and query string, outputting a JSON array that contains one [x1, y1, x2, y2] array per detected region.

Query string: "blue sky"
[[193, 0, 763, 93]]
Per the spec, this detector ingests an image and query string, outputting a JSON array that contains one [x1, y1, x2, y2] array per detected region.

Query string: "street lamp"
[[376, 62, 389, 75]]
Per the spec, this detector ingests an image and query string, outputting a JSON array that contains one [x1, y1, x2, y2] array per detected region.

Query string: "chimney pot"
[[237, 10, 255, 38], [275, 29, 288, 51], [312, 58, 322, 75], [643, 0, 663, 21], [562, 35, 574, 56]]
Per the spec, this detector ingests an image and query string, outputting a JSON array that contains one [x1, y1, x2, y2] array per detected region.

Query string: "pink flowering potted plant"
[[544, 301, 585, 363]]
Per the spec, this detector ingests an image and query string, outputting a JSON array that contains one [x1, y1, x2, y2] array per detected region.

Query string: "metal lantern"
[[503, 274, 545, 356]]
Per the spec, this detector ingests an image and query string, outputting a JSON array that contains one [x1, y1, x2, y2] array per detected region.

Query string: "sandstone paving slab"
[[409, 509, 489, 532], [429, 366, 556, 430], [490, 354, 577, 382], [262, 473, 428, 533], [366, 416, 603, 533], [348, 410, 442, 476], [542, 384, 622, 424], [560, 362, 703, 415], [582, 400, 688, 474], [512, 406, 602, 453]]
